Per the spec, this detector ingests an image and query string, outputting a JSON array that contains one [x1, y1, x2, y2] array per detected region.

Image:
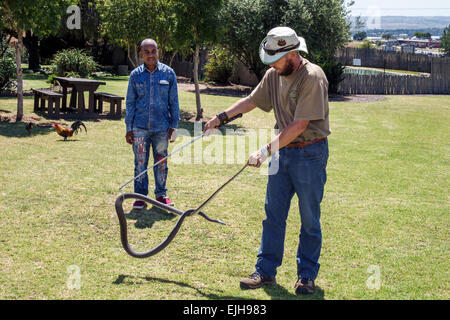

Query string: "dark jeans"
[[255, 139, 329, 280]]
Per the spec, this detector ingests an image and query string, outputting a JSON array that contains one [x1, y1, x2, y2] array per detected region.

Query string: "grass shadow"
[[125, 206, 177, 229], [0, 121, 54, 138], [23, 73, 48, 81], [112, 274, 324, 300], [92, 76, 129, 82], [55, 139, 82, 142], [263, 283, 325, 300], [113, 274, 250, 300], [177, 109, 244, 137], [36, 109, 107, 122]]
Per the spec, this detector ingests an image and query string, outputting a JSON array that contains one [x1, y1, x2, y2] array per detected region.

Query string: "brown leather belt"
[[285, 138, 326, 149]]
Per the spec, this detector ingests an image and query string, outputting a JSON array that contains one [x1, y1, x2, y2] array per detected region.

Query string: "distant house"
[[401, 44, 415, 54], [398, 39, 440, 49], [382, 44, 397, 52]]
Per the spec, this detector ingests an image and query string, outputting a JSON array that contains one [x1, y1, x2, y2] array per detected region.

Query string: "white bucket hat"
[[259, 27, 308, 65]]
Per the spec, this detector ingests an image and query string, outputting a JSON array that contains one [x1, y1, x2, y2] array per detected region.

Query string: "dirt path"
[[176, 77, 253, 98]]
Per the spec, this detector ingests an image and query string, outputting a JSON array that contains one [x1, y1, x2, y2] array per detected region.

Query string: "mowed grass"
[[0, 75, 448, 300]]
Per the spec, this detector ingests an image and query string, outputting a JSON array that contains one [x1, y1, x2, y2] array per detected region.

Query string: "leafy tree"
[[220, 0, 294, 82], [0, 33, 16, 91], [171, 0, 223, 120], [204, 46, 236, 84], [414, 32, 431, 39], [98, 0, 176, 68], [353, 31, 367, 41], [220, 0, 351, 87], [0, 0, 74, 121], [359, 40, 374, 49], [352, 15, 366, 34], [382, 33, 393, 40], [98, 0, 152, 68], [320, 59, 344, 94], [442, 25, 450, 54], [295, 0, 351, 61], [99, 0, 223, 119]]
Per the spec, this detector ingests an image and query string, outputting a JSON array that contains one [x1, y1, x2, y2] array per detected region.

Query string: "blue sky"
[[349, 0, 450, 16]]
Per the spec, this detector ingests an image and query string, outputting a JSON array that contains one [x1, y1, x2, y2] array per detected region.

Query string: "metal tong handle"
[[119, 113, 243, 191], [192, 163, 248, 216]]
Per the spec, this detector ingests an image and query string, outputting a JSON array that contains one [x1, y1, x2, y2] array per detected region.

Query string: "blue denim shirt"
[[125, 62, 180, 133]]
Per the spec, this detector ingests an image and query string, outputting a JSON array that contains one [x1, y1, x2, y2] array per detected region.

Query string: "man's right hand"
[[125, 131, 134, 144], [203, 116, 220, 136]]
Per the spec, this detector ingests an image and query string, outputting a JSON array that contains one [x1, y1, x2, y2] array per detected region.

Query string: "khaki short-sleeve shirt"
[[248, 59, 330, 143]]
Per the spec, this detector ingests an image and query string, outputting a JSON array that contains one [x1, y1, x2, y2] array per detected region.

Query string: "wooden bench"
[[93, 92, 124, 119], [33, 89, 63, 118]]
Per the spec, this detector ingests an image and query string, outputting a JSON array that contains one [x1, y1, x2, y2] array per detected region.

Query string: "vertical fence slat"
[[336, 48, 449, 95]]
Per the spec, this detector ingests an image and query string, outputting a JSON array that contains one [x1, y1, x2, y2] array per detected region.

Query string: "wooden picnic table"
[[54, 76, 106, 115]]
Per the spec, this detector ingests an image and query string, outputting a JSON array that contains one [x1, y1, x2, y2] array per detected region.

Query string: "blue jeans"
[[255, 139, 329, 280], [132, 128, 169, 198]]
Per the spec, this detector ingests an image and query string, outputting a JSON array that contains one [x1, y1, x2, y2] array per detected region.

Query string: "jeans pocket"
[[302, 147, 323, 160]]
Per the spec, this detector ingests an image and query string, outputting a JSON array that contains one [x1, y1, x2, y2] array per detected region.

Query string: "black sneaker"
[[294, 278, 316, 295], [240, 272, 276, 290]]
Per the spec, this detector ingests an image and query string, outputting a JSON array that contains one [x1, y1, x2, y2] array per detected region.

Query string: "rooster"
[[53, 121, 87, 140]]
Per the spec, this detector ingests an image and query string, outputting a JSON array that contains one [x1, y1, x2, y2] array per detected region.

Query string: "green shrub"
[[0, 39, 16, 91], [319, 59, 345, 94], [204, 47, 236, 84], [0, 55, 16, 91], [359, 40, 374, 49], [310, 52, 345, 94], [50, 49, 99, 78], [46, 74, 57, 85]]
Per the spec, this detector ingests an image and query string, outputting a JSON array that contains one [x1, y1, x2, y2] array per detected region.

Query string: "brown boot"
[[240, 272, 276, 289], [294, 278, 316, 295]]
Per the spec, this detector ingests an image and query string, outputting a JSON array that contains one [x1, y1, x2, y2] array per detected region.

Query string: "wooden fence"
[[431, 58, 450, 94], [338, 74, 432, 94], [335, 47, 439, 73], [337, 48, 450, 94]]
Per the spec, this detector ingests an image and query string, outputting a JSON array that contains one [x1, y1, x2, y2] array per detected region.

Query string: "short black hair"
[[139, 39, 158, 52]]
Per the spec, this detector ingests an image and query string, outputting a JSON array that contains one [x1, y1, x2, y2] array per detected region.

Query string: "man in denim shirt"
[[125, 39, 180, 209]]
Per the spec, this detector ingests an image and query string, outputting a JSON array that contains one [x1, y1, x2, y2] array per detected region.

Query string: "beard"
[[278, 58, 296, 76]]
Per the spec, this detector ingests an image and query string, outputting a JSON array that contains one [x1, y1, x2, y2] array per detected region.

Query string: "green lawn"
[[0, 75, 448, 300]]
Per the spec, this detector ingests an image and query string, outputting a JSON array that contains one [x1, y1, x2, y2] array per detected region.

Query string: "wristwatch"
[[216, 112, 228, 125]]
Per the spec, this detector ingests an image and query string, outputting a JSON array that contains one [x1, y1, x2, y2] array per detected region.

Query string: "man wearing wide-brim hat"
[[204, 27, 330, 295]]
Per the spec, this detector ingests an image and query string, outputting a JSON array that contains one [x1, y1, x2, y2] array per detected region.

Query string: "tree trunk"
[[169, 50, 178, 67], [193, 44, 202, 120], [134, 43, 139, 67], [127, 41, 138, 69], [15, 31, 24, 122], [23, 31, 40, 71]]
